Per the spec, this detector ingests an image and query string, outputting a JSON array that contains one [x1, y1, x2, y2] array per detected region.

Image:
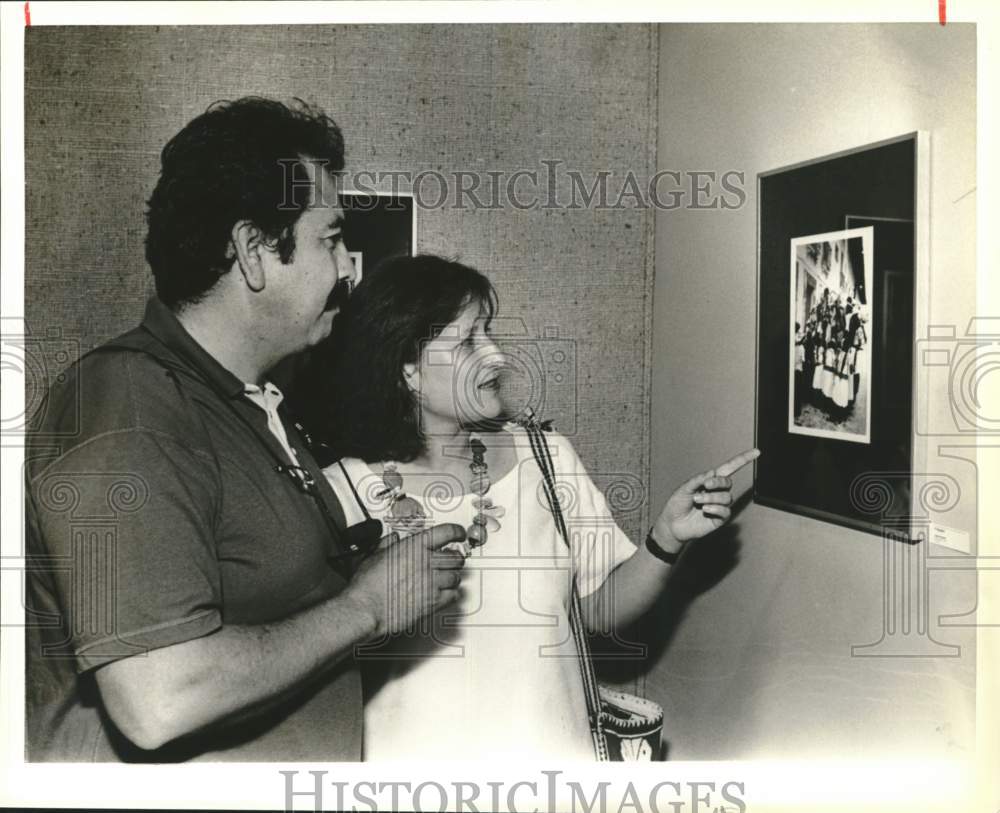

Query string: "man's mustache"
[[324, 277, 354, 312]]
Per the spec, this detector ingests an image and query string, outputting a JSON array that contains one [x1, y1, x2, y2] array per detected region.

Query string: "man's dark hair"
[[301, 254, 499, 464], [145, 96, 345, 309]]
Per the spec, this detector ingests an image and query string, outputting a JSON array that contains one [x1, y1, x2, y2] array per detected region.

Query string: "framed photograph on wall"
[[754, 133, 928, 537], [339, 189, 417, 277], [275, 189, 417, 412]]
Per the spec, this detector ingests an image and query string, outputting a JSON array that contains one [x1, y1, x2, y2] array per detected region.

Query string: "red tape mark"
[[24, 1, 30, 26], [939, 0, 946, 25]]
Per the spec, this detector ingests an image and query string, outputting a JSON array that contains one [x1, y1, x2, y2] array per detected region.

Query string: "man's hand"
[[95, 521, 467, 751], [342, 522, 467, 637], [652, 448, 760, 547]]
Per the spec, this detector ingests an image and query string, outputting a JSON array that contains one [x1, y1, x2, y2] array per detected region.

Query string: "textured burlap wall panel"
[[25, 24, 657, 539]]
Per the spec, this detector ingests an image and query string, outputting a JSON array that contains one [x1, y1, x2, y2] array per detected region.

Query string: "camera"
[[494, 320, 577, 434], [914, 317, 1000, 436], [422, 317, 578, 435], [0, 320, 80, 437]]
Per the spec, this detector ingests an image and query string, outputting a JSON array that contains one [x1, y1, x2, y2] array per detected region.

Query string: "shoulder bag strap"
[[522, 420, 610, 761]]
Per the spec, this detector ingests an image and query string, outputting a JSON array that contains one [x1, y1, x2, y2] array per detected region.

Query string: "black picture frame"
[[274, 189, 417, 416], [753, 133, 926, 538], [339, 189, 417, 277]]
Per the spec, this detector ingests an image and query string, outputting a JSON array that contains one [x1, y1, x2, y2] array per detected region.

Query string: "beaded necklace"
[[380, 434, 505, 550]]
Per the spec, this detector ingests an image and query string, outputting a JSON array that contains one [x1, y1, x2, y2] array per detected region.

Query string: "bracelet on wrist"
[[645, 530, 686, 565]]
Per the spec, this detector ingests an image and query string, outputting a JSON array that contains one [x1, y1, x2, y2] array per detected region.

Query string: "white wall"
[[649, 23, 977, 760]]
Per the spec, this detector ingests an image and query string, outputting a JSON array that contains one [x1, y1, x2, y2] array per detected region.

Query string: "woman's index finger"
[[713, 448, 761, 478]]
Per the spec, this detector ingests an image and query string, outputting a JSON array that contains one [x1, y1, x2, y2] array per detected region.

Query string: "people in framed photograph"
[[787, 226, 873, 444]]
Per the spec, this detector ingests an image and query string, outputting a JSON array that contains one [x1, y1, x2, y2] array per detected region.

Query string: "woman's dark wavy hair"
[[145, 96, 345, 309], [304, 254, 498, 464]]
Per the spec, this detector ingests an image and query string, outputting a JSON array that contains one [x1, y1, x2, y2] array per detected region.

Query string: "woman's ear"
[[402, 362, 420, 394], [230, 220, 267, 293]]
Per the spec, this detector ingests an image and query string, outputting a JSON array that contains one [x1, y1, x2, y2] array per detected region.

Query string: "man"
[[25, 97, 466, 761]]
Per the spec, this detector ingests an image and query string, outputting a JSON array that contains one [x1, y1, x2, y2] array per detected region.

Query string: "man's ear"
[[402, 362, 420, 394], [230, 220, 268, 293]]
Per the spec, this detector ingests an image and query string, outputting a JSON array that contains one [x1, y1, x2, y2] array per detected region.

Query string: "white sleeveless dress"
[[323, 425, 637, 761]]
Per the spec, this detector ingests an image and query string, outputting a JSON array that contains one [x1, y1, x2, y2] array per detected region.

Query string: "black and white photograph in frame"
[[788, 226, 873, 444], [2, 10, 986, 812], [754, 132, 924, 534]]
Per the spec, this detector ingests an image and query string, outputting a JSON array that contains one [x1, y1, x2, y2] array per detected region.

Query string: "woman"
[[820, 319, 839, 400], [314, 255, 757, 760], [794, 321, 806, 416], [811, 309, 828, 393]]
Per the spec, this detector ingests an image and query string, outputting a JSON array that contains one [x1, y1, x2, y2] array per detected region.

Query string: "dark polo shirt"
[[25, 297, 362, 762]]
